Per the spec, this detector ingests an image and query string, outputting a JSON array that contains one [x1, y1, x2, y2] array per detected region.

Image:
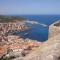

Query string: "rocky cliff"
[[21, 20, 60, 60]]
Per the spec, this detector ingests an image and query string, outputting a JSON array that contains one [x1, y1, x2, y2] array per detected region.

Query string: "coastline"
[[0, 16, 41, 59], [0, 16, 60, 60]]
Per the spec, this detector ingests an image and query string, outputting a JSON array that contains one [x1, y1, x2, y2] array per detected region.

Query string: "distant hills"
[[0, 15, 26, 23]]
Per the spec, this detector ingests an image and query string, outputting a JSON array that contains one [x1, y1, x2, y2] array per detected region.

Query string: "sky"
[[0, 0, 60, 15]]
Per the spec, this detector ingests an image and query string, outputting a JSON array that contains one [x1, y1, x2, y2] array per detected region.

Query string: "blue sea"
[[16, 15, 60, 42]]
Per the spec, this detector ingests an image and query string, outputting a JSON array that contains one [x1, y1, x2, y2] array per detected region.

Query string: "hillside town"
[[0, 16, 41, 60], [0, 16, 60, 60], [0, 20, 31, 41]]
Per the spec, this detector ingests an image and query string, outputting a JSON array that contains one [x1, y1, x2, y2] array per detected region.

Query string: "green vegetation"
[[0, 15, 26, 23]]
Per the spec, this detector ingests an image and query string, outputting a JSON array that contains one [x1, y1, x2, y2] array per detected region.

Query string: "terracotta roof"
[[9, 43, 23, 50], [0, 45, 8, 57]]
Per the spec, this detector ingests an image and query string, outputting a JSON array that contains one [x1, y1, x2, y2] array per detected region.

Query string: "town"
[[0, 16, 41, 60]]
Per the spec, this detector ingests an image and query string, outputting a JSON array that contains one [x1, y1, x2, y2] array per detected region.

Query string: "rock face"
[[21, 20, 60, 60], [22, 34, 60, 60], [48, 20, 60, 38]]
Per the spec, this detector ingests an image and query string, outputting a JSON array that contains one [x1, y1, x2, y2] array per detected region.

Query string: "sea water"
[[16, 15, 60, 42]]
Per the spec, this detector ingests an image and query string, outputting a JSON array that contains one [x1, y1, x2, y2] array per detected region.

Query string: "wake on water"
[[24, 20, 47, 27]]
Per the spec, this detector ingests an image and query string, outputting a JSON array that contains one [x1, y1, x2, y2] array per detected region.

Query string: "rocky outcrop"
[[21, 20, 60, 60], [48, 20, 60, 38], [22, 33, 60, 60]]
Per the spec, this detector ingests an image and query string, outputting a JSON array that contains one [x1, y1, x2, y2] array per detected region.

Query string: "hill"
[[0, 15, 26, 23]]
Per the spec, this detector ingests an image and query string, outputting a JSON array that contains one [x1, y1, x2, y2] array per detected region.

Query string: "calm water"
[[16, 15, 60, 42]]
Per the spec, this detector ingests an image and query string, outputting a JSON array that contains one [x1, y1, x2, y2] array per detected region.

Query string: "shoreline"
[[0, 16, 60, 60], [0, 19, 41, 59]]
